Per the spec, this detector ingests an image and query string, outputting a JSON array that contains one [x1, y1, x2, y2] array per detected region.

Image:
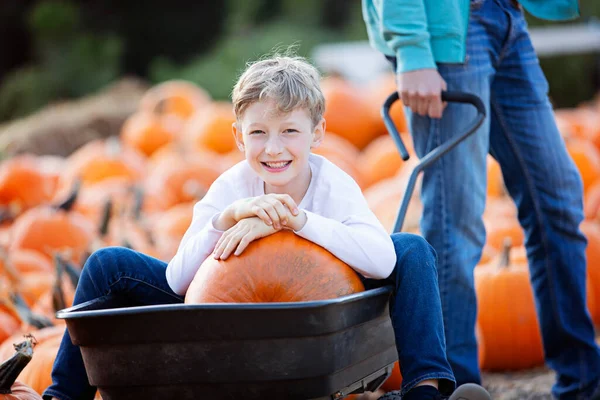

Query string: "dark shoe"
[[377, 383, 492, 400]]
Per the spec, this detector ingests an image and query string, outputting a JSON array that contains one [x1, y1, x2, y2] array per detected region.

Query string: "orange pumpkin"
[[185, 231, 364, 303], [321, 77, 381, 150], [359, 134, 411, 189], [380, 361, 403, 391], [581, 221, 600, 324], [475, 239, 544, 370], [0, 309, 20, 348], [565, 137, 600, 195], [144, 158, 221, 211], [0, 156, 55, 213], [139, 80, 211, 121], [584, 181, 600, 220], [10, 200, 95, 265], [184, 102, 237, 154], [484, 216, 524, 252], [120, 111, 176, 157], [60, 138, 146, 190], [366, 73, 408, 137], [487, 156, 505, 198], [152, 202, 193, 260], [0, 338, 43, 400]]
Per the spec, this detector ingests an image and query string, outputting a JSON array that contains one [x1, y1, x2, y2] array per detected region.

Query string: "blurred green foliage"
[[0, 0, 598, 123], [0, 0, 123, 122]]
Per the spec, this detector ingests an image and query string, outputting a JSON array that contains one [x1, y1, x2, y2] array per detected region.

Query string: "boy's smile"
[[232, 99, 325, 204]]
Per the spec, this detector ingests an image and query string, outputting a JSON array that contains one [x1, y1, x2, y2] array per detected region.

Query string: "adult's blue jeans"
[[392, 0, 600, 398], [42, 233, 455, 400]]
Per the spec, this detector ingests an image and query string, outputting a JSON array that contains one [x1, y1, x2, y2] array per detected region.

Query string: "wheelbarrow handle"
[[381, 91, 486, 233]]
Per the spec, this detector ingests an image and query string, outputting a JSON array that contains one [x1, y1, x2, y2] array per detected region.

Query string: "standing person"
[[363, 0, 600, 398]]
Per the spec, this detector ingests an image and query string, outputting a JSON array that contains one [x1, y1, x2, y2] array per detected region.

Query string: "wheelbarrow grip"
[[381, 91, 487, 233]]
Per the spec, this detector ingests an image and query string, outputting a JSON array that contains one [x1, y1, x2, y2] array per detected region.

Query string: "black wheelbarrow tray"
[[56, 91, 485, 400]]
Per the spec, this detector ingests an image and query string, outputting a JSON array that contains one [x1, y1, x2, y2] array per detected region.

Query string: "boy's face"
[[233, 99, 325, 196]]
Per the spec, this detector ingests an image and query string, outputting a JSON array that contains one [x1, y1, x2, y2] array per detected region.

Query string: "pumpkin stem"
[[56, 179, 81, 212], [99, 197, 113, 238], [0, 337, 35, 394], [0, 206, 15, 225], [64, 259, 81, 288], [9, 292, 53, 329], [130, 185, 144, 222], [52, 254, 67, 312], [498, 237, 512, 268]]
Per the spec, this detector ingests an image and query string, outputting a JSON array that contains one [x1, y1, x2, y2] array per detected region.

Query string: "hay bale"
[[0, 77, 149, 157]]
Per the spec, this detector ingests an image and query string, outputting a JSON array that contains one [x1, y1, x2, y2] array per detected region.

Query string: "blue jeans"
[[394, 0, 600, 398], [43, 234, 455, 399]]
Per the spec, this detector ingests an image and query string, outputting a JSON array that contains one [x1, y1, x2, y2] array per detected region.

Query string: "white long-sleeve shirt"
[[166, 153, 397, 296]]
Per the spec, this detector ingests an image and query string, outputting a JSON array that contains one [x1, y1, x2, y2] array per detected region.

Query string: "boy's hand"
[[213, 217, 279, 260], [230, 194, 299, 230]]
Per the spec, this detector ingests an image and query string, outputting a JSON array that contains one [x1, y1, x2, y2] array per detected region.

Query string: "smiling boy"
[[43, 55, 490, 400]]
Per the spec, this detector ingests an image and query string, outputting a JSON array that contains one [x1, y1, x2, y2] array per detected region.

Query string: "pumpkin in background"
[[0, 287, 20, 346], [475, 239, 544, 370], [185, 231, 364, 303], [10, 191, 95, 264], [320, 77, 380, 150], [565, 137, 600, 195], [581, 221, 600, 324], [120, 111, 177, 157], [483, 215, 524, 252], [359, 134, 411, 189], [184, 102, 237, 154], [151, 202, 194, 261], [0, 337, 43, 400], [380, 361, 403, 391], [144, 158, 221, 212], [487, 156, 505, 198], [555, 108, 600, 150], [313, 132, 361, 164], [584, 181, 600, 220], [366, 73, 408, 137], [312, 132, 363, 186], [139, 80, 211, 121], [0, 156, 55, 214], [59, 138, 146, 190]]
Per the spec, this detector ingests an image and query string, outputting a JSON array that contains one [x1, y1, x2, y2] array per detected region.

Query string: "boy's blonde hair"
[[232, 54, 325, 128]]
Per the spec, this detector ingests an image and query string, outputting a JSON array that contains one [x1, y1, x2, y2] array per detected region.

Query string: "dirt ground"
[[482, 366, 555, 400]]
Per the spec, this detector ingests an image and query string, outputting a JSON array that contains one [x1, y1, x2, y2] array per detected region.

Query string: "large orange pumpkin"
[[185, 231, 364, 303], [475, 239, 544, 370], [0, 338, 43, 400]]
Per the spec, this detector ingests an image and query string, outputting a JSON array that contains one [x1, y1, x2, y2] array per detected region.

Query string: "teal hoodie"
[[362, 0, 580, 73]]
